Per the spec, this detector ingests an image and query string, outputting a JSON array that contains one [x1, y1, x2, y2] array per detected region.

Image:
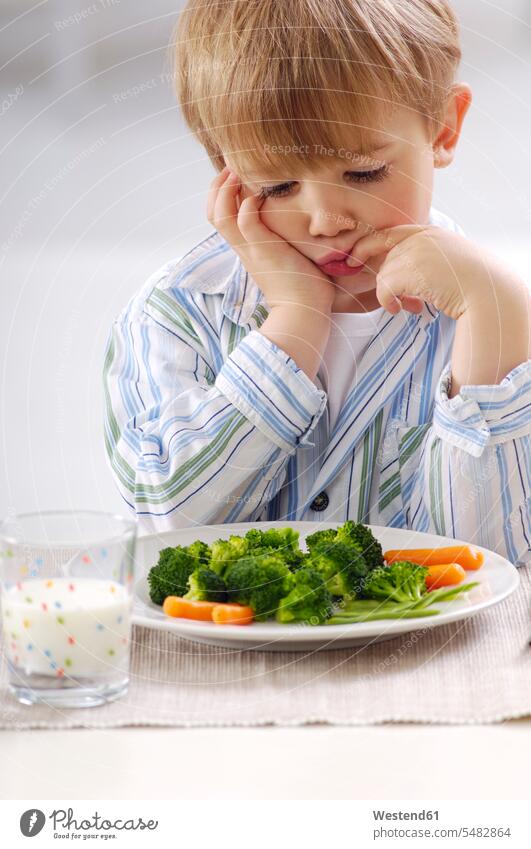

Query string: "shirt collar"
[[171, 208, 452, 329], [168, 229, 263, 326]]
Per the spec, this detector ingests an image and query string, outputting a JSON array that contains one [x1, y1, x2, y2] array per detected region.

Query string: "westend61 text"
[[373, 809, 439, 821]]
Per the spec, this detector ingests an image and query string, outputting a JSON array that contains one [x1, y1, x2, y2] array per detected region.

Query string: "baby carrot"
[[162, 596, 218, 621], [425, 563, 466, 590], [384, 545, 484, 571], [212, 603, 254, 626]]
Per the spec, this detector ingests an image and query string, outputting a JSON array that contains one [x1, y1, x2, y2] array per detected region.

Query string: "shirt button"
[[309, 491, 329, 511]]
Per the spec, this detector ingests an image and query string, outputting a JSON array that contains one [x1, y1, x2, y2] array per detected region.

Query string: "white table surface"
[[1, 721, 530, 799]]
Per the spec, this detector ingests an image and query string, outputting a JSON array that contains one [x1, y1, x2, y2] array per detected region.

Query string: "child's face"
[[224, 106, 438, 312]]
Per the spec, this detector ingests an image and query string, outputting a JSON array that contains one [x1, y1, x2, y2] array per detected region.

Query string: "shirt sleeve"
[[399, 359, 531, 567], [103, 303, 327, 536]]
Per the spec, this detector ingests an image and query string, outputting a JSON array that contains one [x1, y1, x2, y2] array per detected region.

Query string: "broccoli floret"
[[276, 566, 333, 624], [244, 527, 300, 556], [308, 541, 369, 601], [284, 548, 309, 572], [209, 535, 250, 578], [362, 561, 429, 604], [304, 527, 338, 553], [184, 567, 227, 602], [235, 544, 306, 572], [185, 540, 212, 567], [147, 546, 197, 606], [224, 553, 295, 621], [243, 544, 276, 559], [335, 520, 384, 571], [242, 527, 304, 572]]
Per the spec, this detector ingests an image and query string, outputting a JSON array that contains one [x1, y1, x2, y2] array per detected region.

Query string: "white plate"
[[131, 522, 520, 651]]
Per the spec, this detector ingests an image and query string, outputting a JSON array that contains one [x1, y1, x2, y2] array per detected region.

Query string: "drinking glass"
[[0, 510, 136, 707]]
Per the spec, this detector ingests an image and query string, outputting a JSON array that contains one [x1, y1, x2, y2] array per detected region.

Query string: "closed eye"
[[257, 165, 390, 200]]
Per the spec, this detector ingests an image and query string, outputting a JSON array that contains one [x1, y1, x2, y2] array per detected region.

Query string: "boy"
[[103, 0, 530, 565]]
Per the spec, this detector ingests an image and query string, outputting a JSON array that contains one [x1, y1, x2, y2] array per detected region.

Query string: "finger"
[[206, 165, 230, 222], [374, 252, 429, 313], [375, 271, 411, 314], [376, 273, 425, 314], [212, 170, 245, 246], [400, 294, 425, 314], [346, 224, 430, 267], [236, 190, 285, 248]]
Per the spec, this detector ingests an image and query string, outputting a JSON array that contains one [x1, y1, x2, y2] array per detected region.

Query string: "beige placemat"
[[1, 568, 530, 729]]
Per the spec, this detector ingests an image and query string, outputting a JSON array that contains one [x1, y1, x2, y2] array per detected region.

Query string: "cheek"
[[238, 182, 295, 239], [258, 203, 296, 239], [376, 161, 434, 228], [239, 186, 293, 236], [400, 152, 434, 218]]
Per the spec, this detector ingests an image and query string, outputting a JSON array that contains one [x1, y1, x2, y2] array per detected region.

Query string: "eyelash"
[[257, 165, 390, 200]]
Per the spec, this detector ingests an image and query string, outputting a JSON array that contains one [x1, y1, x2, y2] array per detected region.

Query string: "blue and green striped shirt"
[[102, 207, 530, 566]]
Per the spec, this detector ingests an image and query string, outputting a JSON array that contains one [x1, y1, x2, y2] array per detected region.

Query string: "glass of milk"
[[0, 510, 136, 707]]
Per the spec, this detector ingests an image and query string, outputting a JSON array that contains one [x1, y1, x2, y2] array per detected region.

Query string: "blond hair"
[[172, 0, 461, 179]]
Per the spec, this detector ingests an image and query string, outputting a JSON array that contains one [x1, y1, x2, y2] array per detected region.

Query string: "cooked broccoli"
[[206, 527, 303, 589], [209, 535, 250, 578], [184, 567, 228, 603], [185, 540, 212, 566], [304, 521, 384, 571], [276, 566, 333, 624], [224, 553, 295, 621], [304, 527, 338, 553], [307, 541, 370, 601], [284, 548, 310, 572], [315, 542, 370, 599], [335, 520, 384, 571], [304, 521, 385, 600], [239, 543, 305, 572], [244, 527, 300, 556], [362, 561, 429, 604], [147, 546, 197, 606]]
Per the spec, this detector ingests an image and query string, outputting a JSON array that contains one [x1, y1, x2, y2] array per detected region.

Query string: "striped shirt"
[[102, 207, 531, 566]]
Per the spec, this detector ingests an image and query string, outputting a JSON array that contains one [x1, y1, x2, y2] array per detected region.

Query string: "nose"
[[304, 183, 360, 238]]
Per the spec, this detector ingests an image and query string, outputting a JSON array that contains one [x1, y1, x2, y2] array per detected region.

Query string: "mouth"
[[315, 249, 365, 277], [316, 258, 365, 277]]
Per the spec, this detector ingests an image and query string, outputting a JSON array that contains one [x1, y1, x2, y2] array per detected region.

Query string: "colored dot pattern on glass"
[[0, 578, 132, 678]]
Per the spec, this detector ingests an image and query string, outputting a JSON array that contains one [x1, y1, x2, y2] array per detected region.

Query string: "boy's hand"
[[347, 225, 494, 320], [207, 166, 336, 312]]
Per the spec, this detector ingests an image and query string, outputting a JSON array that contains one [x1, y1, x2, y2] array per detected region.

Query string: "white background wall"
[[1, 0, 530, 521]]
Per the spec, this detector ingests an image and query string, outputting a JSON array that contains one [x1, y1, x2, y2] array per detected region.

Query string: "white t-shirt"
[[319, 308, 386, 434]]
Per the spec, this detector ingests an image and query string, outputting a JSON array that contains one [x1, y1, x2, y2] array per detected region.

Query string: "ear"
[[432, 83, 472, 168]]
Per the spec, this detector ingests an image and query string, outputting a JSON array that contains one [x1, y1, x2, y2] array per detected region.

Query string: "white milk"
[[0, 577, 132, 678]]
